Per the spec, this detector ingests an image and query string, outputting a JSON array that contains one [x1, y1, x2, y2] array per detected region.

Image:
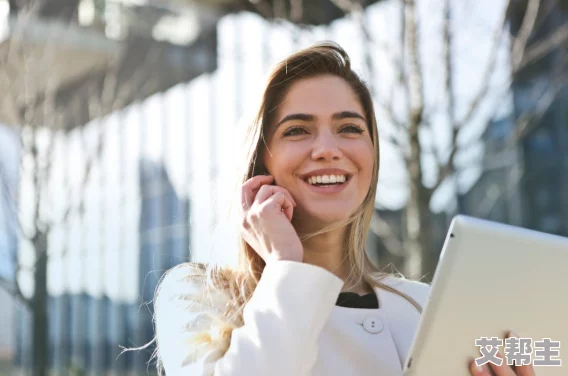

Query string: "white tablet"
[[403, 215, 568, 376]]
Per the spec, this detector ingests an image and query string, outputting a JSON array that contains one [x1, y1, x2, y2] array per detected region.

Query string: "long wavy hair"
[[151, 41, 422, 375]]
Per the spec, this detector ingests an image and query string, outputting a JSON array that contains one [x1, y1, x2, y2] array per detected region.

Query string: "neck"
[[298, 224, 371, 295], [301, 227, 347, 279]]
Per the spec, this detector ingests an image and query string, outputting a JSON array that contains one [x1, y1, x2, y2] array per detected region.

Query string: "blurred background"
[[0, 0, 566, 374]]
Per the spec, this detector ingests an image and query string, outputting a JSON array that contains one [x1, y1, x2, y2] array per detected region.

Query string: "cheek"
[[350, 140, 375, 173], [353, 144, 375, 196], [265, 143, 306, 177]]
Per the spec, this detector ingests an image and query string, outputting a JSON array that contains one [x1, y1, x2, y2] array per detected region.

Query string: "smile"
[[305, 174, 348, 186], [301, 174, 351, 194]]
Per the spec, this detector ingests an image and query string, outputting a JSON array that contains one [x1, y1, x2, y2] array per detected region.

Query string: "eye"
[[340, 124, 365, 134], [283, 126, 308, 137]]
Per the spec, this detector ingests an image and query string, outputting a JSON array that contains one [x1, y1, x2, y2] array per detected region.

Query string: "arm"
[[155, 260, 344, 376]]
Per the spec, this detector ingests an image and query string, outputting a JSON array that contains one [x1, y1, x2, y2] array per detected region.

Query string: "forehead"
[[275, 75, 364, 119]]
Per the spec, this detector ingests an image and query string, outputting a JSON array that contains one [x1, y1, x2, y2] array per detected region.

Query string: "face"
[[262, 75, 375, 226]]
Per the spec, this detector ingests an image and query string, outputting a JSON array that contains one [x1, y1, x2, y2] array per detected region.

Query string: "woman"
[[153, 42, 534, 376]]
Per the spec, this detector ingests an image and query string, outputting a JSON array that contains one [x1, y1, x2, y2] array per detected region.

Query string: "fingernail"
[[474, 364, 484, 374]]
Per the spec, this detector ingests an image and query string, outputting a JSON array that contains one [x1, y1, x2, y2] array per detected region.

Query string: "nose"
[[311, 130, 342, 161]]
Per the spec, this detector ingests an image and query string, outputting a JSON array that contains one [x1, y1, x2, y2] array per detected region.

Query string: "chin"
[[300, 206, 354, 226]]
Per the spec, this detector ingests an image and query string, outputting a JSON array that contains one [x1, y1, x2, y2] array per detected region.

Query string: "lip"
[[301, 178, 350, 194], [299, 168, 352, 195]]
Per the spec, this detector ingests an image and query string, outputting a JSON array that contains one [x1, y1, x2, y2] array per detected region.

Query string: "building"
[[460, 116, 524, 224], [463, 0, 568, 236], [512, 0, 568, 236], [13, 159, 190, 374], [0, 125, 20, 373]]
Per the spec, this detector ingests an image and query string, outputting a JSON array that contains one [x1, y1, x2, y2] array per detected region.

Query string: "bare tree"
[[0, 3, 164, 375], [334, 0, 568, 279]]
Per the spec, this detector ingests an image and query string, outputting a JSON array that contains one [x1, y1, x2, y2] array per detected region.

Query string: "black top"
[[335, 292, 379, 309]]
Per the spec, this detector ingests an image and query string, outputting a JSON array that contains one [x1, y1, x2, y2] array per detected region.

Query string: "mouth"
[[300, 173, 352, 194], [303, 174, 351, 187]]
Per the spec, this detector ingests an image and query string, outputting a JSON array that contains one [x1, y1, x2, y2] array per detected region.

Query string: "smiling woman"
[[151, 42, 532, 376]]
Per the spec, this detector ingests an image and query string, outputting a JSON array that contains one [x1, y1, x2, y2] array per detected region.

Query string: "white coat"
[[155, 260, 431, 376]]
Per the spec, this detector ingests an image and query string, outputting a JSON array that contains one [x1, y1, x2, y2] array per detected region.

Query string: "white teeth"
[[307, 174, 348, 185]]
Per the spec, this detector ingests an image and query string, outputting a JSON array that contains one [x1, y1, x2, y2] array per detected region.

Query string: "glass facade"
[[14, 158, 189, 374], [0, 125, 19, 371], [521, 94, 568, 236], [464, 2, 568, 236]]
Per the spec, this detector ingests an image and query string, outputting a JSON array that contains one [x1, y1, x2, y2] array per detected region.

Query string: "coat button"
[[362, 316, 383, 334]]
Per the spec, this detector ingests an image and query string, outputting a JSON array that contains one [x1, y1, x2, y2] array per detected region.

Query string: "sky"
[[3, 0, 514, 302]]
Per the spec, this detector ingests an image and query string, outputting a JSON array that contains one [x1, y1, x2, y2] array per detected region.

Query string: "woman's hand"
[[240, 175, 304, 264], [469, 332, 535, 376]]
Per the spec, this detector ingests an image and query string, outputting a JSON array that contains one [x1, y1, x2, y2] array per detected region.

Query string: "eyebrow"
[[275, 111, 366, 128]]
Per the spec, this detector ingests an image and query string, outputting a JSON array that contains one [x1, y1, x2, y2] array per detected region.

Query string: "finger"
[[469, 361, 490, 376], [504, 331, 535, 376], [280, 195, 294, 222], [513, 363, 535, 376], [241, 175, 274, 210], [487, 352, 515, 376], [255, 185, 296, 207], [263, 192, 294, 222]]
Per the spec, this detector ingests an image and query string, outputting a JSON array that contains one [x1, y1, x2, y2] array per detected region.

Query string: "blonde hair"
[[152, 42, 422, 374]]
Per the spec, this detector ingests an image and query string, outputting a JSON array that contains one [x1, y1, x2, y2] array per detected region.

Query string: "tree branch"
[[450, 72, 566, 172], [374, 97, 408, 148], [443, 0, 455, 127], [433, 1, 523, 193], [333, 0, 408, 109], [443, 79, 564, 190], [518, 23, 568, 71], [39, 130, 57, 229], [456, 4, 508, 128], [331, 0, 399, 59], [404, 0, 426, 195], [458, 0, 567, 141], [399, 0, 409, 110], [432, 128, 458, 192], [515, 78, 567, 139], [473, 165, 523, 219], [430, 0, 457, 193], [28, 127, 44, 237], [344, 0, 410, 159], [511, 0, 541, 70], [404, 0, 424, 124], [0, 274, 30, 308]]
